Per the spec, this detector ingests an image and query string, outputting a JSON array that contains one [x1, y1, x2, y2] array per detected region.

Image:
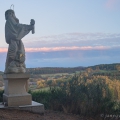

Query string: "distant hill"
[[0, 71, 3, 74], [87, 63, 120, 70], [26, 67, 85, 74], [0, 63, 120, 75], [0, 72, 3, 82], [0, 71, 3, 75], [26, 63, 120, 74]]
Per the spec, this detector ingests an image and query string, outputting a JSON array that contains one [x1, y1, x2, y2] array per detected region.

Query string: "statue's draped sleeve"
[[5, 16, 32, 44]]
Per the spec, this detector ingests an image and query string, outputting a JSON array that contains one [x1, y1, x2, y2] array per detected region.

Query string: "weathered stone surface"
[[2, 9, 44, 113], [4, 9, 35, 74], [19, 101, 44, 114], [3, 94, 31, 107], [0, 101, 44, 114], [3, 73, 31, 107]]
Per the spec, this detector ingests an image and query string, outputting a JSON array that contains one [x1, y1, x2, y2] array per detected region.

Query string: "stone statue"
[[4, 9, 35, 73]]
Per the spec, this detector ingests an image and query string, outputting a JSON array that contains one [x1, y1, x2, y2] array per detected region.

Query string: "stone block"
[[0, 101, 44, 114], [3, 73, 32, 107], [3, 94, 32, 106]]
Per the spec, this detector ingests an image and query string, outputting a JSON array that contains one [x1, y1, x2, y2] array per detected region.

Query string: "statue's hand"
[[30, 19, 35, 25]]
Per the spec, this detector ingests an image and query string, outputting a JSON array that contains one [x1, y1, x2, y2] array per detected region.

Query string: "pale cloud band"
[[1, 33, 120, 52], [23, 32, 120, 48], [0, 46, 110, 53], [25, 46, 110, 52]]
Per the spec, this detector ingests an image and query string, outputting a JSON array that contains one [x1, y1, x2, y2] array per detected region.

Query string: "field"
[[0, 71, 77, 91], [29, 72, 76, 91]]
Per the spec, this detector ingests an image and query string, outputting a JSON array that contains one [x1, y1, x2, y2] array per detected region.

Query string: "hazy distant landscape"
[[0, 63, 120, 91]]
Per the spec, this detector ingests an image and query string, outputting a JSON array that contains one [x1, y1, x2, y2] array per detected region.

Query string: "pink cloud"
[[105, 0, 118, 9], [25, 46, 110, 52], [0, 48, 7, 52], [0, 46, 111, 53]]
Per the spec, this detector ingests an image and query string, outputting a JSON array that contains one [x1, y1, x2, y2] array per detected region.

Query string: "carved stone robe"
[[5, 15, 32, 73]]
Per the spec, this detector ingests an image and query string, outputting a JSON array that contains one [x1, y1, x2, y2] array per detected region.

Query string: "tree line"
[[26, 67, 85, 74]]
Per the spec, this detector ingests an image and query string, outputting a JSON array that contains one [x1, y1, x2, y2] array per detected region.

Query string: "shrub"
[[0, 90, 3, 102], [31, 73, 120, 116]]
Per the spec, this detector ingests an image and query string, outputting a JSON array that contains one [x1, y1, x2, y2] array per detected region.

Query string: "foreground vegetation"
[[30, 71, 120, 116], [1, 63, 120, 118]]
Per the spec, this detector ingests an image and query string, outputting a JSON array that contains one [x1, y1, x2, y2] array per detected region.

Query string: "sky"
[[0, 0, 120, 71]]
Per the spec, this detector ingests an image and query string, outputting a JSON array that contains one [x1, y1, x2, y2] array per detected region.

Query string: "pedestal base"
[[3, 94, 31, 106], [3, 73, 31, 107], [0, 101, 44, 114]]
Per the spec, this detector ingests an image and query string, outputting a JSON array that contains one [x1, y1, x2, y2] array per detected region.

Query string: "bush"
[[0, 90, 3, 102], [31, 73, 120, 116]]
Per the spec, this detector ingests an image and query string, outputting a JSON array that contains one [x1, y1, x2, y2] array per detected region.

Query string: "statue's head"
[[5, 9, 19, 23], [5, 9, 14, 20]]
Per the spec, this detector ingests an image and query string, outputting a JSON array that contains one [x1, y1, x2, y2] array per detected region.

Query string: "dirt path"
[[0, 109, 95, 120]]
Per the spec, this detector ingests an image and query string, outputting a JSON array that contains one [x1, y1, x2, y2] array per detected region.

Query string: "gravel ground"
[[0, 109, 97, 120]]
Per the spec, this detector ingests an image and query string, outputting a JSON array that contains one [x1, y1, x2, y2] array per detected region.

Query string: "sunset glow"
[[0, 46, 110, 53]]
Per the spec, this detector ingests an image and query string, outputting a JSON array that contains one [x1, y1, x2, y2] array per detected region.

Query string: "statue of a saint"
[[4, 9, 35, 73]]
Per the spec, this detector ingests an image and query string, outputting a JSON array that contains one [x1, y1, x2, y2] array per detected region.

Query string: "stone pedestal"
[[3, 73, 32, 107], [0, 101, 44, 114]]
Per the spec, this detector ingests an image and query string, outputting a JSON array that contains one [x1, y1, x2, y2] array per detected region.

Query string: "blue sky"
[[0, 0, 120, 71]]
